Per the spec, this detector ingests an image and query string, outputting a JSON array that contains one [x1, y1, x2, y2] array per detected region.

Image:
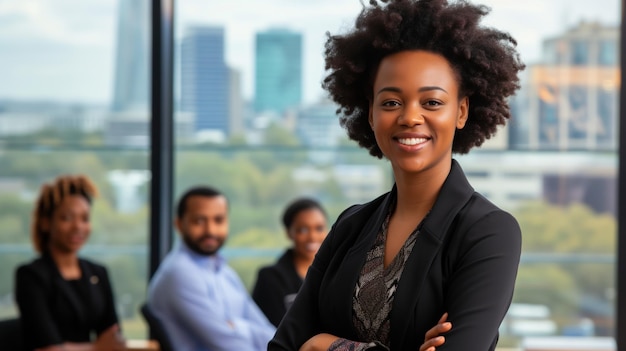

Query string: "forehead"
[[292, 208, 326, 222], [56, 194, 90, 212], [374, 50, 459, 90], [185, 195, 228, 215]]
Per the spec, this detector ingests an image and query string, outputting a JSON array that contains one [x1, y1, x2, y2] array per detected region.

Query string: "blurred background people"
[[15, 174, 126, 351], [147, 186, 275, 351], [252, 197, 328, 326]]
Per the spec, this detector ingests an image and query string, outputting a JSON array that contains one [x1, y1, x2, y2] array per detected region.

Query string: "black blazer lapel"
[[326, 190, 394, 339], [44, 255, 88, 327], [390, 160, 475, 347], [80, 260, 103, 326]]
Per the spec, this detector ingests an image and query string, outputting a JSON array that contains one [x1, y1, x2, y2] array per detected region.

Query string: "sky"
[[0, 0, 620, 105]]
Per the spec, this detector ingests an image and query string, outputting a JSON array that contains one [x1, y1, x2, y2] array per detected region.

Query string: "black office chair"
[[140, 303, 174, 351], [0, 318, 23, 351]]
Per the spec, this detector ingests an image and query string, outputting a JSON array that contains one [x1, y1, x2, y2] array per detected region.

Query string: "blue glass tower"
[[181, 26, 229, 134], [254, 28, 302, 115], [111, 0, 149, 112]]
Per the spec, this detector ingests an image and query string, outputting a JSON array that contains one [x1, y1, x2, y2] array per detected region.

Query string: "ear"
[[174, 217, 183, 235], [456, 97, 469, 129]]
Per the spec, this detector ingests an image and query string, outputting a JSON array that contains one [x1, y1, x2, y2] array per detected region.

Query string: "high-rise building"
[[111, 0, 149, 112], [254, 28, 302, 115], [181, 26, 230, 136], [511, 22, 619, 151], [228, 68, 244, 137]]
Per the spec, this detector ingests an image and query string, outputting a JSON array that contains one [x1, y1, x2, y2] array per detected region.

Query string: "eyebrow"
[[376, 85, 448, 96]]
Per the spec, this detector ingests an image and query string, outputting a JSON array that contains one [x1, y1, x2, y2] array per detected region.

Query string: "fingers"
[[424, 321, 452, 340], [103, 323, 120, 335], [422, 313, 452, 351], [419, 336, 445, 351]]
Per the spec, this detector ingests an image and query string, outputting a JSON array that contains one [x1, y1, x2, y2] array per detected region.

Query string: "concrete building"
[[511, 22, 619, 151]]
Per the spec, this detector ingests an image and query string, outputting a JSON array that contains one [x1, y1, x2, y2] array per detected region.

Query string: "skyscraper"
[[111, 0, 149, 112], [511, 21, 619, 151], [181, 26, 230, 135], [254, 28, 302, 115]]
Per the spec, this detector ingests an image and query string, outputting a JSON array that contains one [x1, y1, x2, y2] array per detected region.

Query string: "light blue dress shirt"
[[147, 241, 276, 351]]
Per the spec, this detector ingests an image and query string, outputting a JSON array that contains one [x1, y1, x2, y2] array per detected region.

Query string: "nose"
[[397, 101, 424, 127], [73, 218, 87, 231], [204, 222, 214, 234]]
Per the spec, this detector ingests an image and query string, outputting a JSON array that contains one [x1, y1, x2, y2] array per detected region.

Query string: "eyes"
[[57, 213, 90, 223], [190, 215, 225, 225], [292, 225, 326, 236], [381, 99, 443, 110]]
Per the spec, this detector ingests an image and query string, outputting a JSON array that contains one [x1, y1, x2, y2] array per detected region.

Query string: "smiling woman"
[[268, 0, 524, 350], [14, 175, 127, 351]]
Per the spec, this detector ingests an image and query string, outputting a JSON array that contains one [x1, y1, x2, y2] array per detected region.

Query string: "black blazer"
[[269, 160, 522, 351], [15, 255, 119, 350], [252, 249, 303, 326]]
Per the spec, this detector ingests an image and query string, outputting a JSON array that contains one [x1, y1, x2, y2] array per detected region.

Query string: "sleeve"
[[94, 265, 120, 335], [232, 269, 277, 350], [439, 210, 522, 350], [165, 264, 275, 351], [252, 266, 287, 327], [268, 220, 338, 350], [15, 264, 64, 349]]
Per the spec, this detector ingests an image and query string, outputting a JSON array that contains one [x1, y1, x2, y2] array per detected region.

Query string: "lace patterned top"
[[329, 208, 424, 351]]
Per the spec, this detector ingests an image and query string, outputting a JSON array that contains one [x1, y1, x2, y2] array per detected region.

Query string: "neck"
[[49, 248, 82, 280], [292, 251, 313, 279], [392, 159, 452, 218]]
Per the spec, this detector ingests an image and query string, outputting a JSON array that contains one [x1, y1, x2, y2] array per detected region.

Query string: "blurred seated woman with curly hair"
[[15, 175, 126, 351]]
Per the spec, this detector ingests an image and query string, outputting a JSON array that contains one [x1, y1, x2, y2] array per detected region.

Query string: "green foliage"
[[230, 256, 278, 292], [515, 201, 615, 254], [513, 201, 616, 330], [514, 265, 579, 320], [1, 135, 617, 337]]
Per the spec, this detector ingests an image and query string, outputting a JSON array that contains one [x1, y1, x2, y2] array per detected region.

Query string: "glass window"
[[175, 0, 619, 348], [0, 0, 150, 339]]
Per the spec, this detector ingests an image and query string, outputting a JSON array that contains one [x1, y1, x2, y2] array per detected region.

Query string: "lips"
[[305, 243, 321, 252]]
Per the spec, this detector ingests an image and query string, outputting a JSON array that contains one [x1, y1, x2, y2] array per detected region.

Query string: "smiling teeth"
[[398, 138, 427, 145]]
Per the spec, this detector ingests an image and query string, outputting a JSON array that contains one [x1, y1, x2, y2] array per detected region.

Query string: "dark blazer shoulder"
[[17, 256, 53, 283], [16, 256, 110, 285], [78, 258, 109, 275]]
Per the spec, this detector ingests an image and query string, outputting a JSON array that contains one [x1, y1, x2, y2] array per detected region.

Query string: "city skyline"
[[0, 0, 620, 105]]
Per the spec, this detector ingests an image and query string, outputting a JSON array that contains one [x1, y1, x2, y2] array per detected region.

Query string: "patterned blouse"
[[329, 208, 423, 351]]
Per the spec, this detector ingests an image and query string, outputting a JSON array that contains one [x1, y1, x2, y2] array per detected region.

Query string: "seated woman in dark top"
[[252, 198, 328, 326], [15, 175, 126, 351]]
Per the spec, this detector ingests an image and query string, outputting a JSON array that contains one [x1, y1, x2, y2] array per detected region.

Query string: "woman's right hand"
[[419, 313, 452, 351], [95, 324, 127, 351]]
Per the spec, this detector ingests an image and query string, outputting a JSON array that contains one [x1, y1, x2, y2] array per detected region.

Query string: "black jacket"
[[15, 255, 119, 350], [252, 249, 303, 326], [269, 160, 522, 350]]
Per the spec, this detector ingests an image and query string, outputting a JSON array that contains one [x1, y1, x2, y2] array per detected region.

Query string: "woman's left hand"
[[299, 333, 340, 351], [419, 313, 452, 351]]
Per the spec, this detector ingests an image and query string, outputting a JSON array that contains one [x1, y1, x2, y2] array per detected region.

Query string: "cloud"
[[0, 0, 620, 103], [0, 0, 115, 46]]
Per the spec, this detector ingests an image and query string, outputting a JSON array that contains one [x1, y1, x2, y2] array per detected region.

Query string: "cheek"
[[51, 222, 70, 235], [216, 223, 229, 237]]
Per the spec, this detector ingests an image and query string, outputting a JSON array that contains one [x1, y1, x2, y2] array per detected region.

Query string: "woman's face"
[[288, 208, 328, 260], [369, 50, 468, 176], [46, 194, 92, 254]]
